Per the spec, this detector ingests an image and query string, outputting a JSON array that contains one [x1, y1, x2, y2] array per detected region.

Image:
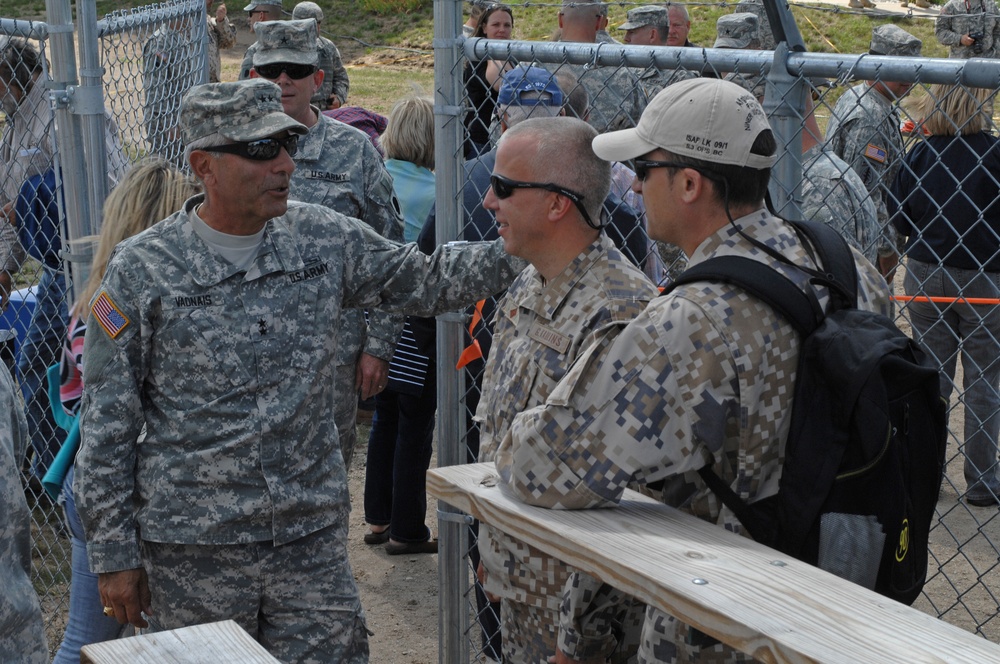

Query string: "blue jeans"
[[52, 465, 124, 663], [904, 259, 1000, 499], [363, 377, 436, 543], [17, 266, 67, 478]]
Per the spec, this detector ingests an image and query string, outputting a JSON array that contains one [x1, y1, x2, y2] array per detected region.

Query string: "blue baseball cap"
[[497, 66, 564, 107]]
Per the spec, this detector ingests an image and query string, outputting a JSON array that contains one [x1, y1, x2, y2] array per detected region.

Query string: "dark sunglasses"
[[254, 62, 317, 80], [203, 135, 299, 161], [489, 174, 600, 229], [633, 159, 695, 182]]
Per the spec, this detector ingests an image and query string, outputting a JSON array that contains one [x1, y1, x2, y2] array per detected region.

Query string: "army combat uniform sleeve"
[[76, 255, 149, 573], [319, 39, 350, 106], [358, 141, 406, 361]]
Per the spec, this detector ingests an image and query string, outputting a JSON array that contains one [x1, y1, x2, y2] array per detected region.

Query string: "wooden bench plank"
[[80, 619, 281, 664], [428, 462, 1000, 664]]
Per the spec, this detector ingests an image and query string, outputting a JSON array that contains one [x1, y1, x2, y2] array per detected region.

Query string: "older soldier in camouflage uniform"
[[552, 1, 645, 132], [291, 2, 351, 109], [0, 363, 47, 662], [714, 13, 766, 99], [251, 19, 404, 469], [475, 116, 657, 664], [618, 6, 699, 102], [936, 0, 1000, 58], [206, 0, 236, 83], [491, 79, 892, 664], [826, 24, 922, 278], [75, 78, 522, 664]]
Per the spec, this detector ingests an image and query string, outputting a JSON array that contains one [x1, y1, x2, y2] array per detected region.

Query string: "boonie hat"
[[292, 1, 324, 22], [591, 78, 776, 169], [252, 19, 319, 67], [618, 6, 669, 31], [180, 79, 308, 145], [869, 24, 922, 57], [714, 13, 760, 49], [244, 1, 284, 11], [497, 65, 564, 107]]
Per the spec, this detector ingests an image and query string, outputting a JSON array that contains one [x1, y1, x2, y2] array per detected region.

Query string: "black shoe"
[[967, 494, 1000, 507], [386, 539, 438, 555]]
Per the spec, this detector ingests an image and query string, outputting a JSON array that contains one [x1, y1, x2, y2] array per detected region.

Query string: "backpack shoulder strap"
[[789, 220, 859, 309], [666, 256, 820, 336]]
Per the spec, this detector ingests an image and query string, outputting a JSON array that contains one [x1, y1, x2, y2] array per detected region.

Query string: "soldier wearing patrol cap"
[[492, 77, 892, 664], [618, 5, 670, 45], [75, 77, 524, 664], [291, 1, 350, 109], [249, 19, 405, 472], [239, 2, 285, 81], [826, 24, 922, 278], [714, 13, 766, 98]]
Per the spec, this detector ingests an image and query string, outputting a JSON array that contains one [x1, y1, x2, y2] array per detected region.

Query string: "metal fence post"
[[434, 1, 471, 663], [43, 0, 93, 306]]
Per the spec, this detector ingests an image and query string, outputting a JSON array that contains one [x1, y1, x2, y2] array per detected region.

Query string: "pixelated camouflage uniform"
[[206, 12, 237, 83], [825, 82, 904, 259], [0, 364, 47, 663], [797, 144, 882, 267], [545, 58, 646, 132], [289, 113, 405, 469], [477, 234, 657, 664], [76, 197, 522, 662], [315, 36, 350, 108], [144, 24, 199, 164], [935, 0, 1000, 58], [494, 211, 892, 664], [637, 66, 700, 105]]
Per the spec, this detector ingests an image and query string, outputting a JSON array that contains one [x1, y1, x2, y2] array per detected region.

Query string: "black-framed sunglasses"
[[633, 159, 701, 182], [489, 174, 600, 229], [254, 62, 317, 80], [203, 135, 299, 161]]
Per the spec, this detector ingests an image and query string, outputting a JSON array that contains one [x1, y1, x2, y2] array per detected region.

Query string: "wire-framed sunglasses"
[[254, 62, 318, 80], [203, 135, 299, 161], [489, 174, 601, 229]]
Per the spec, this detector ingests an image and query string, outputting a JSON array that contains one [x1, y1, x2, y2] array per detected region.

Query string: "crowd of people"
[[2, 1, 1000, 663]]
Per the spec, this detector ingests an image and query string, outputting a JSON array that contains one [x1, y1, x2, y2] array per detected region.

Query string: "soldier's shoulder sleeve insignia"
[[864, 143, 887, 163], [92, 291, 131, 339]]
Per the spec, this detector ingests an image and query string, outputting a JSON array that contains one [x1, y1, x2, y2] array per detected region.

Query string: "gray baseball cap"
[[244, 1, 284, 11], [869, 24, 922, 57], [180, 79, 308, 145], [252, 19, 319, 67], [292, 1, 323, 22], [714, 13, 760, 49], [618, 6, 669, 31]]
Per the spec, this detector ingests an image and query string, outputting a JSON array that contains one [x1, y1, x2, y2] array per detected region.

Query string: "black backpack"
[[665, 220, 947, 605]]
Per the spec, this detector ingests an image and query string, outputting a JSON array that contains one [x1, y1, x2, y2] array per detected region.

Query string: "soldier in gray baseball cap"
[[869, 23, 923, 57], [714, 12, 761, 49], [617, 5, 670, 45], [77, 74, 523, 663], [292, 1, 323, 22]]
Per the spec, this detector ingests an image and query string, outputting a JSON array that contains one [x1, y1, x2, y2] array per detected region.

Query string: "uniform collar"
[[177, 195, 310, 286], [516, 234, 612, 321]]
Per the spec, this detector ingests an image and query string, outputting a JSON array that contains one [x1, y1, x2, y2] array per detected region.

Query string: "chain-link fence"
[[0, 0, 205, 656], [434, 0, 1000, 661]]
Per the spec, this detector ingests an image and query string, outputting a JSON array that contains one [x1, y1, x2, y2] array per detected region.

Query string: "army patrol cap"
[[244, 1, 284, 11], [869, 24, 922, 57], [180, 79, 308, 145], [714, 13, 760, 49], [497, 65, 564, 107], [252, 19, 319, 67], [618, 6, 669, 31], [292, 1, 324, 22], [592, 78, 776, 169]]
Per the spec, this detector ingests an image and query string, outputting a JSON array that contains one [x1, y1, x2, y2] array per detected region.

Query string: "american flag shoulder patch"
[[864, 143, 887, 163], [92, 291, 130, 339]]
